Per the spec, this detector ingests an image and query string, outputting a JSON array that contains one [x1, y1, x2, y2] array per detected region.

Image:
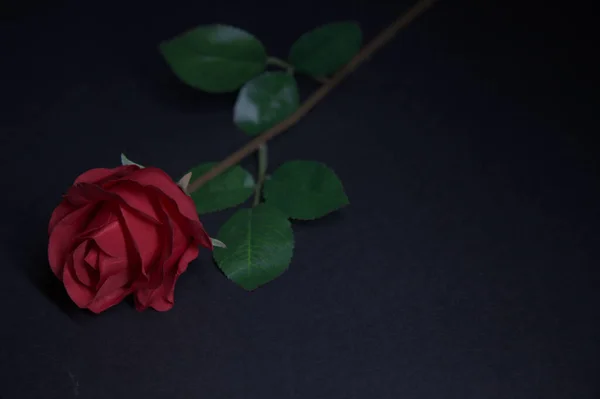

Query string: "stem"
[[268, 57, 329, 84], [188, 0, 437, 194], [267, 57, 294, 72], [253, 144, 268, 206]]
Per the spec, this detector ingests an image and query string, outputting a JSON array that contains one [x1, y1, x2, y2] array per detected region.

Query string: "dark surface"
[[1, 0, 598, 398]]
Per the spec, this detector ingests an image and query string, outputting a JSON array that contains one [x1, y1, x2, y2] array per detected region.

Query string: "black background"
[[1, 0, 598, 398]]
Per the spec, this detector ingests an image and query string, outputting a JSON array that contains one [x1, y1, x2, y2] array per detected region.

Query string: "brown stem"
[[188, 0, 437, 194], [253, 144, 268, 206]]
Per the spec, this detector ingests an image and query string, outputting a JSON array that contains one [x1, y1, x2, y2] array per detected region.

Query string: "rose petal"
[[48, 200, 76, 235], [87, 288, 131, 314], [84, 243, 100, 270], [133, 288, 152, 311], [48, 204, 96, 278], [106, 181, 161, 224], [95, 270, 130, 300], [97, 251, 128, 279], [158, 188, 212, 249], [77, 205, 115, 238], [64, 183, 115, 207], [119, 204, 160, 276], [72, 241, 97, 287], [145, 287, 170, 311], [74, 165, 138, 185], [133, 192, 210, 311], [149, 245, 199, 312], [122, 167, 199, 222], [62, 258, 95, 308], [190, 220, 212, 250], [91, 217, 127, 259], [135, 195, 187, 311], [133, 197, 174, 310], [135, 199, 202, 311], [152, 198, 188, 289]]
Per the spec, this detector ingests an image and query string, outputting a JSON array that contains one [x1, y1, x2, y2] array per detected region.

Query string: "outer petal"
[[133, 208, 174, 310], [95, 270, 130, 300], [64, 183, 115, 207], [133, 288, 151, 311], [189, 220, 212, 250], [62, 258, 95, 308], [128, 172, 212, 312], [48, 204, 96, 278], [74, 165, 139, 185], [137, 198, 202, 311], [122, 167, 199, 222], [149, 245, 199, 312], [48, 200, 77, 235], [158, 187, 212, 250], [134, 190, 211, 311], [87, 288, 131, 314]]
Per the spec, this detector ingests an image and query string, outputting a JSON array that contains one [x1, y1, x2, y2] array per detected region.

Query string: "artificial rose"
[[48, 165, 212, 313]]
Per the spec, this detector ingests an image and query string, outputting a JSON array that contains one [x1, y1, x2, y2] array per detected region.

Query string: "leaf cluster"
[[157, 22, 360, 289]]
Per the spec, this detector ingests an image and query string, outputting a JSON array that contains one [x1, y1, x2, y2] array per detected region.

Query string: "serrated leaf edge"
[[189, 164, 256, 215], [263, 160, 350, 220], [212, 205, 295, 291]]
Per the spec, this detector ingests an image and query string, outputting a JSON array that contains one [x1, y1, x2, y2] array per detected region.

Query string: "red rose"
[[48, 165, 212, 313]]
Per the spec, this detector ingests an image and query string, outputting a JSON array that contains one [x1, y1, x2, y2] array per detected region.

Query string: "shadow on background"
[[1, 202, 103, 322]]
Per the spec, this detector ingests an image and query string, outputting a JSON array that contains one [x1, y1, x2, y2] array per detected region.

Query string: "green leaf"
[[121, 153, 144, 168], [159, 24, 267, 93], [213, 204, 294, 290], [264, 160, 349, 220], [233, 72, 300, 136], [189, 163, 255, 214], [288, 21, 362, 77]]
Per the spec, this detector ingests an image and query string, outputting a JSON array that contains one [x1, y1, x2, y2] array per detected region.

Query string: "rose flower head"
[[48, 165, 212, 313]]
